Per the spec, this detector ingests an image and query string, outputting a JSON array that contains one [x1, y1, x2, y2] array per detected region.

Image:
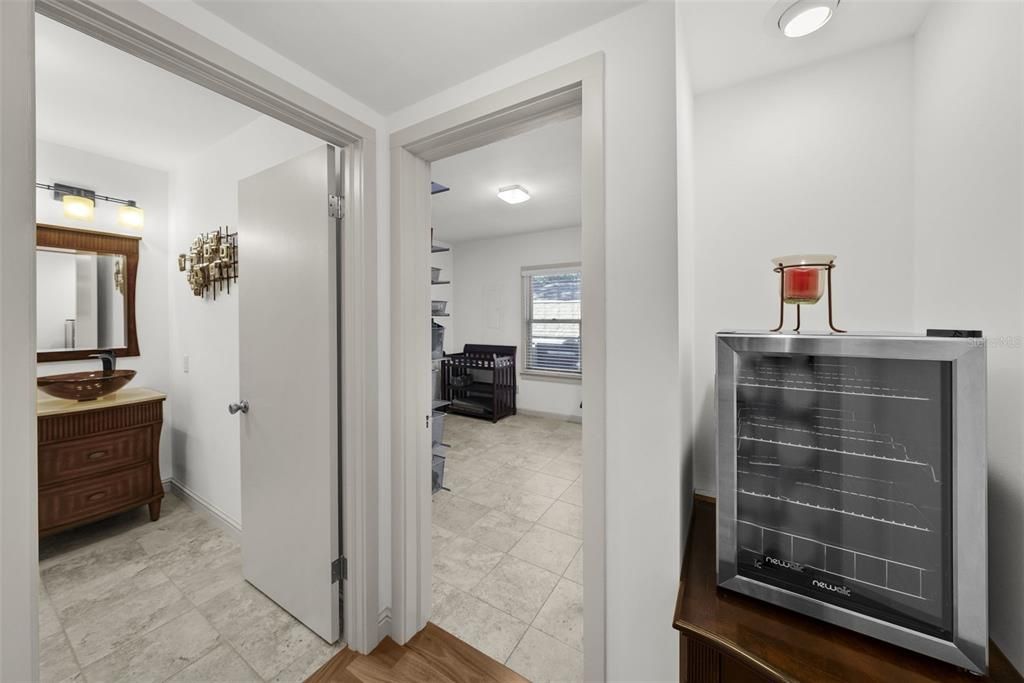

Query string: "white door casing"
[[238, 144, 341, 643]]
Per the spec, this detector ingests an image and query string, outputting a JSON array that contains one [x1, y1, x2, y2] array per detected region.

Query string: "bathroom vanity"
[[37, 388, 165, 536]]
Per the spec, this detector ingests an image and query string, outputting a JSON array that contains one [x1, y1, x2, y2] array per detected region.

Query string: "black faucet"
[[89, 351, 117, 373]]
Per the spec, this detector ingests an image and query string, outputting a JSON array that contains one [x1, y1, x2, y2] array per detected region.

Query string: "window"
[[523, 264, 582, 376]]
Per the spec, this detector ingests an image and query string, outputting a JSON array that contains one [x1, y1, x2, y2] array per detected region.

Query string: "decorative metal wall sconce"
[[178, 227, 238, 299]]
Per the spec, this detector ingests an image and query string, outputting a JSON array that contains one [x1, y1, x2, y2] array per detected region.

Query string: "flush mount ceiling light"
[[37, 182, 145, 228], [778, 0, 838, 38], [497, 185, 530, 205]]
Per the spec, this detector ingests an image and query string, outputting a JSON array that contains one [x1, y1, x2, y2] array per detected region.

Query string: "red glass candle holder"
[[770, 255, 845, 333]]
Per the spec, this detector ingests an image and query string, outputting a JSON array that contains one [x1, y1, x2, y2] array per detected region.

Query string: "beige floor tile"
[[463, 509, 533, 552], [81, 609, 220, 683], [559, 481, 583, 506], [432, 590, 530, 664], [533, 578, 584, 652], [459, 479, 557, 522], [432, 524, 458, 555], [39, 588, 63, 640], [484, 465, 536, 488], [521, 472, 573, 499], [506, 627, 583, 683], [509, 526, 582, 575], [63, 576, 191, 667], [432, 491, 491, 534], [166, 546, 245, 607], [469, 555, 561, 622], [432, 577, 462, 616], [563, 547, 583, 584], [537, 500, 583, 539], [165, 643, 261, 683], [41, 539, 152, 608], [541, 457, 583, 481], [269, 638, 346, 683], [197, 582, 325, 680], [433, 536, 504, 591], [39, 630, 80, 683]]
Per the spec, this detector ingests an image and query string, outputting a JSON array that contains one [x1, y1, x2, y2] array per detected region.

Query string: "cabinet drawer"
[[39, 464, 152, 531], [39, 428, 151, 486]]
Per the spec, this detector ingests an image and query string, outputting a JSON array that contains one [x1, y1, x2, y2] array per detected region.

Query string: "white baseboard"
[[165, 478, 242, 543], [516, 407, 581, 423], [377, 608, 392, 643]]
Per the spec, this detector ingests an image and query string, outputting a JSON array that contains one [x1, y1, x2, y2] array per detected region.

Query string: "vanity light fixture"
[[497, 184, 530, 205], [778, 0, 838, 38], [36, 182, 145, 228], [117, 202, 145, 228], [61, 194, 95, 221]]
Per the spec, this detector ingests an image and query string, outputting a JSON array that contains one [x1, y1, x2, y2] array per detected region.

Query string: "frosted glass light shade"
[[62, 194, 95, 221], [497, 185, 530, 204], [118, 204, 145, 228]]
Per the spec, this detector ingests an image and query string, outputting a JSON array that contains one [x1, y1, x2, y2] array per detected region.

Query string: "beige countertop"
[[37, 387, 167, 417]]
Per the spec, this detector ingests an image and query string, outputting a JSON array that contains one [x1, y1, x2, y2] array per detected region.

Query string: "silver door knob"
[[228, 400, 249, 415]]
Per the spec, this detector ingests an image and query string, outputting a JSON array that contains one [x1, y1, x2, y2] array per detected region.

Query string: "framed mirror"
[[36, 224, 140, 362]]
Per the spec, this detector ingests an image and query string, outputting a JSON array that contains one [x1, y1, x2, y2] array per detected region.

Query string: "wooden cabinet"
[[674, 497, 1023, 683], [37, 389, 166, 536]]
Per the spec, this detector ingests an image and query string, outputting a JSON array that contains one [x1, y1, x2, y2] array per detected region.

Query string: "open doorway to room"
[[34, 15, 347, 682], [428, 116, 585, 680]]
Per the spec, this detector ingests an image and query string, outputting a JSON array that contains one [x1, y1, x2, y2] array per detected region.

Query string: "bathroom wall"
[[691, 39, 917, 495], [451, 226, 583, 419], [912, 0, 1024, 670], [35, 140, 173, 476], [168, 115, 322, 527]]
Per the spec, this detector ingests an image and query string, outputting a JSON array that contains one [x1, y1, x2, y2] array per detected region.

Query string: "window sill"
[[521, 370, 582, 384]]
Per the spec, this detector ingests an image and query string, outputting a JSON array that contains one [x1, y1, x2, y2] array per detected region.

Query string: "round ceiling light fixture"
[[778, 0, 838, 38]]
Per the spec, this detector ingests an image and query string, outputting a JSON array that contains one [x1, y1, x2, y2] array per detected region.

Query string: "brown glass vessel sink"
[[37, 370, 137, 401]]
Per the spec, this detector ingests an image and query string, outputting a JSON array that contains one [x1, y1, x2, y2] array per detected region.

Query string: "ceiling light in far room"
[[62, 194, 95, 221], [497, 185, 530, 205], [118, 202, 145, 229], [778, 0, 838, 38]]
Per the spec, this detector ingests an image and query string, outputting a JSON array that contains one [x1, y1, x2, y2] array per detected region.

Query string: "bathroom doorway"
[[30, 12, 369, 681]]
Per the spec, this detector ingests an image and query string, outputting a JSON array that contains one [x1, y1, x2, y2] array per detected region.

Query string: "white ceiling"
[[679, 0, 931, 94], [35, 15, 261, 171], [431, 116, 581, 244], [193, 0, 640, 114]]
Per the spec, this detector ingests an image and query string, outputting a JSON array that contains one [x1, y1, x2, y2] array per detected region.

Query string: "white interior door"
[[237, 144, 341, 643]]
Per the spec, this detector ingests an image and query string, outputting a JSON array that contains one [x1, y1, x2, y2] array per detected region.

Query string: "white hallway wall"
[[912, 1, 1024, 670], [391, 2, 682, 678], [451, 226, 583, 418], [35, 140, 173, 478], [691, 40, 917, 494], [169, 115, 322, 527]]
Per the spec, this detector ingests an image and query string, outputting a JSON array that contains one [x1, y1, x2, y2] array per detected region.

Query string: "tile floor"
[[432, 413, 584, 683], [39, 492, 343, 683]]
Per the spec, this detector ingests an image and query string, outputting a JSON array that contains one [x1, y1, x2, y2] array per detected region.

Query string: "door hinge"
[[331, 556, 347, 583], [328, 194, 344, 219]]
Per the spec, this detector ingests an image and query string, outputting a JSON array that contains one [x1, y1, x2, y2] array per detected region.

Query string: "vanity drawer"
[[39, 464, 152, 531], [38, 428, 151, 486]]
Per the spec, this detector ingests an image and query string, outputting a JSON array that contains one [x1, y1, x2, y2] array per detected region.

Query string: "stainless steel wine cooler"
[[716, 332, 988, 674]]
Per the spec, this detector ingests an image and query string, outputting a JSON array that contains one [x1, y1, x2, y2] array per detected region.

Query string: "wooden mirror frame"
[[36, 224, 141, 362]]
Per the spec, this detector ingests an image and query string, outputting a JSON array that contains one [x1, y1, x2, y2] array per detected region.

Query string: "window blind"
[[523, 266, 581, 375]]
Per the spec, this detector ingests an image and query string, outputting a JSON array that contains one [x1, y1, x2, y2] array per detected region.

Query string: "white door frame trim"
[[0, 4, 381, 678], [389, 53, 606, 681]]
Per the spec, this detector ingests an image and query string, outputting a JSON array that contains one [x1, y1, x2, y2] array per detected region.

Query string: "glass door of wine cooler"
[[733, 352, 952, 636], [716, 333, 988, 675]]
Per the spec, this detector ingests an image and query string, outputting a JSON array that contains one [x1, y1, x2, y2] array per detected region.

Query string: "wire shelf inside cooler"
[[737, 362, 931, 401]]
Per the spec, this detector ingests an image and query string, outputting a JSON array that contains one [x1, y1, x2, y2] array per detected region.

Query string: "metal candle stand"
[[771, 260, 846, 333]]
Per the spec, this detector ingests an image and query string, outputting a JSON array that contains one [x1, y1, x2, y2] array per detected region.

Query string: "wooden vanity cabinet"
[[37, 389, 166, 536]]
